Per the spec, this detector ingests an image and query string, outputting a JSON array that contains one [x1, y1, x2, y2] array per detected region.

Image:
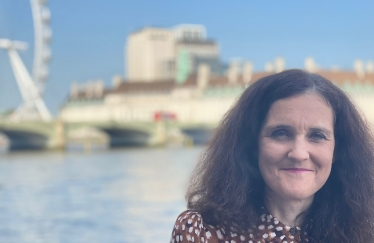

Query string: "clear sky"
[[0, 0, 373, 114]]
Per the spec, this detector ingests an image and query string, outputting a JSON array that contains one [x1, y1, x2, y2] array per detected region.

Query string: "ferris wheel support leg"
[[7, 48, 52, 121], [8, 50, 32, 103]]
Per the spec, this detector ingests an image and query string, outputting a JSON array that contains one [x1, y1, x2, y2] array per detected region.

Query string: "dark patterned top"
[[170, 209, 308, 243]]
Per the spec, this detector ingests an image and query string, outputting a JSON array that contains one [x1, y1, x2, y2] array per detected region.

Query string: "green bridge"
[[0, 120, 217, 151]]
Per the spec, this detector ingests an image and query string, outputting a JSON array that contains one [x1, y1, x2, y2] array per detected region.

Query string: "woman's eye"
[[309, 132, 327, 141], [271, 130, 289, 139]]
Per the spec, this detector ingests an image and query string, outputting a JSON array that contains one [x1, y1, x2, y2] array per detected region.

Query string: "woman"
[[170, 69, 374, 243]]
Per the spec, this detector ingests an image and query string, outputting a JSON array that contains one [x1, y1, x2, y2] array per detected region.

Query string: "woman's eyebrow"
[[309, 127, 333, 135], [263, 125, 333, 135], [262, 124, 293, 131]]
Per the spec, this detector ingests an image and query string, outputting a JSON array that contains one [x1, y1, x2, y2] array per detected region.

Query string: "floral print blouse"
[[170, 209, 307, 243]]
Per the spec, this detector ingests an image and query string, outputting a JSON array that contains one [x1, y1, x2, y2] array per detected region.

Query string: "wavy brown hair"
[[186, 69, 374, 242]]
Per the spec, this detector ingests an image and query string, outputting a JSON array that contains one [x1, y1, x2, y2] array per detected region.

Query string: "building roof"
[[111, 70, 374, 93], [67, 69, 374, 101], [129, 26, 169, 35], [105, 76, 198, 95], [315, 70, 374, 85]]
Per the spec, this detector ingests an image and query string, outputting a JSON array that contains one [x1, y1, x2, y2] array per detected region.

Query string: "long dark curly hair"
[[186, 69, 374, 242]]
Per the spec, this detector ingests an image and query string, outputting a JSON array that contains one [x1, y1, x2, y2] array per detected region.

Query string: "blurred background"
[[0, 0, 373, 242]]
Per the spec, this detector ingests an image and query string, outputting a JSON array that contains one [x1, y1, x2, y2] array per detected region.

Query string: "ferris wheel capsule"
[[38, 65, 49, 80], [41, 7, 51, 22], [38, 0, 48, 5], [42, 47, 51, 62], [43, 27, 52, 42]]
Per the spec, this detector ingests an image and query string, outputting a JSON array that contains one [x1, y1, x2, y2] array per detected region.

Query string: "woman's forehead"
[[263, 93, 334, 129]]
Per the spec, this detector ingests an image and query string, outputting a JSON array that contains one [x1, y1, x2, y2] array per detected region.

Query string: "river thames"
[[0, 146, 203, 243]]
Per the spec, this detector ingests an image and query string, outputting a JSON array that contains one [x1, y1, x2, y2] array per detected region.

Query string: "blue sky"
[[0, 0, 373, 114]]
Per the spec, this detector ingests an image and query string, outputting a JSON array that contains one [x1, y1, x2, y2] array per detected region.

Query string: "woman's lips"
[[282, 168, 313, 174]]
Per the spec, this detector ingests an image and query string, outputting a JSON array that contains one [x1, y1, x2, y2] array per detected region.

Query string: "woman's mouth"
[[282, 168, 313, 174]]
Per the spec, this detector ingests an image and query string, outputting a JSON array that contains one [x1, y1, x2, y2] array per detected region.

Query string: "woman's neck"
[[264, 189, 313, 227]]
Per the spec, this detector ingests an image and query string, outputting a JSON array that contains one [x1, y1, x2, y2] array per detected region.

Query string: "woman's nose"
[[287, 137, 310, 161]]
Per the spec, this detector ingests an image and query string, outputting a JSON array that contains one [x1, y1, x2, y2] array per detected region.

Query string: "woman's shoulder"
[[170, 210, 215, 243], [170, 210, 260, 243], [175, 210, 203, 224], [172, 210, 205, 234]]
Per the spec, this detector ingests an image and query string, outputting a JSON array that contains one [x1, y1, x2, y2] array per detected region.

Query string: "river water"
[[0, 146, 204, 243]]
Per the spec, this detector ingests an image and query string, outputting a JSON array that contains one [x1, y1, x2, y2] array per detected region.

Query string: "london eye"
[[0, 0, 52, 121]]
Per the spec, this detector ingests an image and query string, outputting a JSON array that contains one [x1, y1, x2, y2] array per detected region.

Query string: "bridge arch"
[[100, 128, 151, 147], [179, 127, 215, 145], [0, 129, 48, 150], [66, 125, 153, 147]]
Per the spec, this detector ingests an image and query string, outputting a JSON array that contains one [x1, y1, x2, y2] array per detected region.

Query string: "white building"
[[126, 27, 174, 81], [125, 24, 220, 82]]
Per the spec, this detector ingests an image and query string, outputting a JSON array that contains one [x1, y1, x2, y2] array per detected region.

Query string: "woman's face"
[[258, 93, 335, 202]]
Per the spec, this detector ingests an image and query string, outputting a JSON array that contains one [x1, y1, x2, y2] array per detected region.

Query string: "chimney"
[[85, 81, 94, 98], [265, 62, 274, 72], [112, 75, 122, 88], [304, 57, 318, 72], [366, 61, 374, 74], [354, 59, 365, 79], [94, 80, 104, 97], [197, 63, 210, 90], [242, 61, 253, 84], [70, 82, 79, 99], [274, 57, 285, 73], [228, 61, 239, 84]]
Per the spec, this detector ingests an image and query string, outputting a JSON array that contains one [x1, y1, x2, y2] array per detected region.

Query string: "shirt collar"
[[254, 207, 305, 242]]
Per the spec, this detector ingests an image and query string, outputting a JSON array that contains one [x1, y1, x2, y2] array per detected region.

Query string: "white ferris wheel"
[[0, 0, 52, 121]]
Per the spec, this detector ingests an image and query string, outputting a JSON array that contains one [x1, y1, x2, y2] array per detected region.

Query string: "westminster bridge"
[[0, 119, 216, 151]]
